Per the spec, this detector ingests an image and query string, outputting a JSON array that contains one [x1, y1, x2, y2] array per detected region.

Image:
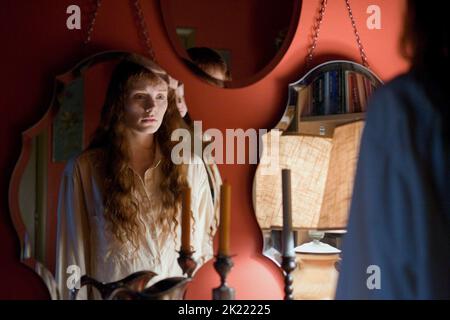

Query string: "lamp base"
[[292, 230, 341, 300], [295, 230, 341, 254], [292, 253, 340, 300]]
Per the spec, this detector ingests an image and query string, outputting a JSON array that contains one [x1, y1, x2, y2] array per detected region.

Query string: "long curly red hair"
[[87, 58, 191, 249]]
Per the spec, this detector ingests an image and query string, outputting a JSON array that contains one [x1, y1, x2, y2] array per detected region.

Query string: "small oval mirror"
[[160, 0, 302, 88]]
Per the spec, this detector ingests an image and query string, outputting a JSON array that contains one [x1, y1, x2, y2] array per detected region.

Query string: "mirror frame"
[[8, 51, 161, 299], [253, 60, 384, 267], [10, 50, 222, 299], [159, 0, 303, 88]]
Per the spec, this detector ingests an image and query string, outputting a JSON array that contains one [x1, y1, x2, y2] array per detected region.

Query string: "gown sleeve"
[[190, 157, 217, 268], [55, 157, 91, 300]]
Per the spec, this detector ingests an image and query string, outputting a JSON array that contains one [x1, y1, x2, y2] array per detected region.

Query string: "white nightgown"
[[55, 144, 216, 299]]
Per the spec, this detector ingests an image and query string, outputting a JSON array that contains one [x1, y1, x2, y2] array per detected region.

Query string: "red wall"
[[165, 0, 295, 82], [0, 0, 408, 299]]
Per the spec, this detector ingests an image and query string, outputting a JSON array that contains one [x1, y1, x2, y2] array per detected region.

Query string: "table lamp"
[[254, 120, 364, 299]]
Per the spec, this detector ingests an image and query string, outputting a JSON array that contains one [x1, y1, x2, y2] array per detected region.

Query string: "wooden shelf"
[[301, 112, 365, 122], [285, 112, 365, 138]]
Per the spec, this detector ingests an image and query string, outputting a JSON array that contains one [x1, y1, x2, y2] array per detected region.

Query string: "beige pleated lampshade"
[[253, 120, 364, 230]]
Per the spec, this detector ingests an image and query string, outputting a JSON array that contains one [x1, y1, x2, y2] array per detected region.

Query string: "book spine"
[[319, 74, 325, 115], [329, 70, 339, 114], [323, 72, 330, 115], [355, 73, 366, 113], [312, 75, 324, 115], [297, 85, 311, 118], [339, 68, 345, 113], [345, 70, 351, 113], [352, 73, 360, 113]]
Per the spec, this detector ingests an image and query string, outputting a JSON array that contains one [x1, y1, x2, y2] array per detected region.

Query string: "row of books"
[[297, 69, 377, 116]]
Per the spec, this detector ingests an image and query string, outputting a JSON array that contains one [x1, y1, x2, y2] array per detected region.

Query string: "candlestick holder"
[[212, 254, 235, 300], [281, 255, 296, 300], [177, 249, 197, 278]]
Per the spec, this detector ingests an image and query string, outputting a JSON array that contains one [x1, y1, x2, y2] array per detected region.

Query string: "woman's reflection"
[[55, 55, 216, 299]]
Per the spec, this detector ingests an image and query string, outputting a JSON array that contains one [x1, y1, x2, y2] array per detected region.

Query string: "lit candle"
[[181, 187, 191, 252], [219, 181, 231, 256], [282, 169, 295, 257]]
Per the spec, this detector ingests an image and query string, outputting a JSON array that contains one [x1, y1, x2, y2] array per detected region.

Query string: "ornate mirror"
[[253, 60, 383, 299], [9, 51, 221, 299], [160, 0, 302, 88]]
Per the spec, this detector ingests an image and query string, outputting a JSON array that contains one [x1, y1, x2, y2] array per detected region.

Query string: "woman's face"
[[175, 83, 188, 118], [123, 77, 169, 134]]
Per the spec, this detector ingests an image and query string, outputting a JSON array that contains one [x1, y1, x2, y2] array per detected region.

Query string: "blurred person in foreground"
[[336, 0, 449, 299]]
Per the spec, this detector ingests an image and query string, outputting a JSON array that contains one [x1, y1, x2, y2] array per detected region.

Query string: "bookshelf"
[[282, 61, 383, 138]]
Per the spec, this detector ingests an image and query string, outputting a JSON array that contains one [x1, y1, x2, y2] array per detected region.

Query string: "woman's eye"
[[134, 94, 146, 99], [156, 94, 166, 100]]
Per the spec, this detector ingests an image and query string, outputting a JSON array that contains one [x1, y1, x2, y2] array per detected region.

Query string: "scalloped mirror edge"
[[8, 51, 131, 299], [253, 60, 384, 270]]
